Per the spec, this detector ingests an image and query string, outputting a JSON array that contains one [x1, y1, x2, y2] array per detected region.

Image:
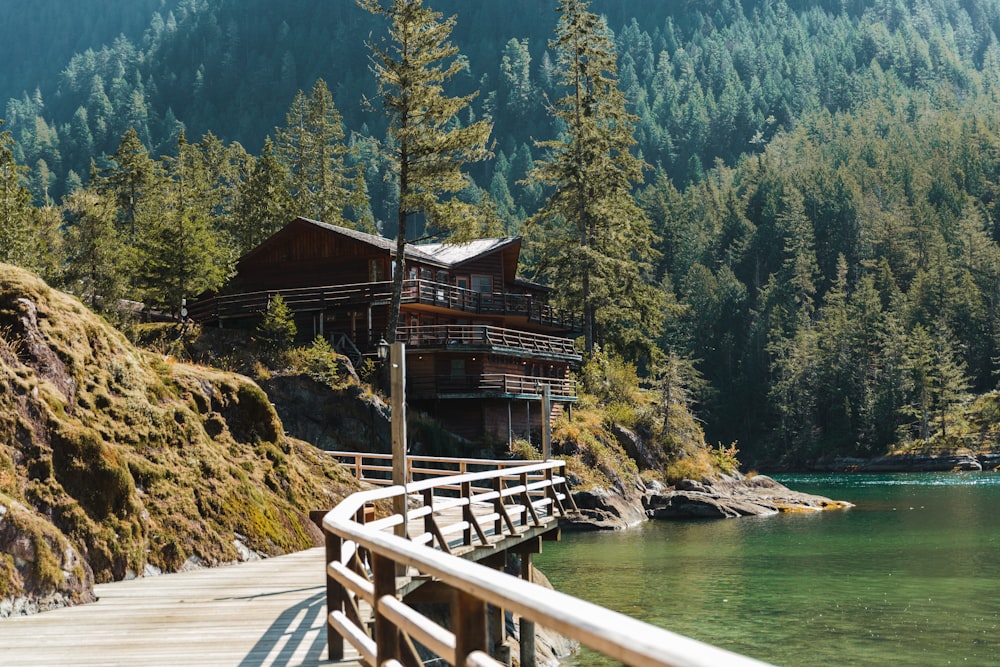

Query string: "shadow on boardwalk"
[[238, 591, 330, 667]]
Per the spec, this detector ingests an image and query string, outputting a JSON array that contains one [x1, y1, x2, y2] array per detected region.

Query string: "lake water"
[[534, 473, 1000, 666]]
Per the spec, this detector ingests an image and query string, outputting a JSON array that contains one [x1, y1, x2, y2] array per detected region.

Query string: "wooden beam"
[[373, 553, 400, 663], [455, 590, 488, 664]]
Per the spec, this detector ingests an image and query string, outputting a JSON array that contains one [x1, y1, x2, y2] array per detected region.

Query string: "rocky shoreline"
[[815, 452, 1000, 472], [563, 472, 852, 530]]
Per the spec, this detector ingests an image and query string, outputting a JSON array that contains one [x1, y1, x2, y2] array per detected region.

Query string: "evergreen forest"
[[4, 0, 1000, 465]]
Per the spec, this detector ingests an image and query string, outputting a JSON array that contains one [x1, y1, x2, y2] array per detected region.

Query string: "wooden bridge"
[[0, 455, 775, 667], [319, 454, 774, 667]]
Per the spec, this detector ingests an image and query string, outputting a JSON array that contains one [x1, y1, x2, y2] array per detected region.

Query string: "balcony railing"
[[187, 280, 395, 322], [408, 373, 577, 400], [403, 280, 579, 330], [188, 279, 580, 332], [398, 324, 580, 361]]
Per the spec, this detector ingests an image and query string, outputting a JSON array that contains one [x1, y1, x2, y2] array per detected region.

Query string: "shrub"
[[255, 294, 296, 359], [710, 442, 741, 475], [289, 336, 353, 389]]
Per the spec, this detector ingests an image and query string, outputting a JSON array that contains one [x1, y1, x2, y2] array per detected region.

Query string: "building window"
[[369, 259, 384, 281], [456, 276, 469, 290], [471, 275, 492, 294]]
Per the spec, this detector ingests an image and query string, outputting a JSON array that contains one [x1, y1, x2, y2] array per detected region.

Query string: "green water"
[[535, 473, 1000, 666]]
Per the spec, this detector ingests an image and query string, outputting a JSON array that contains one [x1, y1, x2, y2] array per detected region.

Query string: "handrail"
[[406, 372, 578, 399], [321, 459, 775, 667], [397, 323, 580, 360], [328, 451, 538, 487]]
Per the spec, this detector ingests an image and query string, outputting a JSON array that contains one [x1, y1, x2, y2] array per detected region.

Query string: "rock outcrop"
[[565, 473, 850, 528], [562, 484, 648, 530], [645, 474, 851, 520], [0, 265, 358, 617], [817, 453, 984, 472], [262, 374, 391, 453]]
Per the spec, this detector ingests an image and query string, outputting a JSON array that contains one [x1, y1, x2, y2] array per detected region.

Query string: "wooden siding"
[[233, 222, 389, 292]]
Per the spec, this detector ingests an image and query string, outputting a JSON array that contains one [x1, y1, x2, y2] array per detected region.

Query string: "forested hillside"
[[5, 0, 1000, 465]]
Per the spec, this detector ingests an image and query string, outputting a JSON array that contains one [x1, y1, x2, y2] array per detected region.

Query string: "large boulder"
[[262, 374, 391, 453], [563, 485, 647, 531]]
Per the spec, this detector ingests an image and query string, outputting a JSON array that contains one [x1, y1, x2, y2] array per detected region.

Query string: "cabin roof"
[[287, 217, 521, 269], [412, 237, 520, 267]]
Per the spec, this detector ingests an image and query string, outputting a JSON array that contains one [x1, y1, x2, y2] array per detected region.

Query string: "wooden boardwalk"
[[0, 547, 360, 667], [0, 499, 555, 667]]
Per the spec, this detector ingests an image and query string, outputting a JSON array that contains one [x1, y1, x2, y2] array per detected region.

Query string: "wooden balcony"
[[402, 280, 580, 331], [187, 280, 395, 322], [188, 279, 580, 331], [408, 373, 577, 401], [398, 324, 581, 362]]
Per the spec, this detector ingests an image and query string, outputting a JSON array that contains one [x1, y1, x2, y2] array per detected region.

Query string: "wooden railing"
[[329, 451, 536, 487], [320, 458, 775, 667], [407, 372, 577, 400], [397, 324, 580, 361], [188, 279, 581, 332], [187, 280, 395, 322]]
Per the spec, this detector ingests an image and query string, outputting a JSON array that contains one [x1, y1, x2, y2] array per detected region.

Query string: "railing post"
[[373, 552, 399, 664], [325, 529, 345, 661], [461, 480, 473, 547], [540, 383, 551, 461], [455, 590, 488, 666], [493, 476, 504, 536]]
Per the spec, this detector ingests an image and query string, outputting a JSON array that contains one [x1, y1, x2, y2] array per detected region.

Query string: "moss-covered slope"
[[0, 265, 356, 616]]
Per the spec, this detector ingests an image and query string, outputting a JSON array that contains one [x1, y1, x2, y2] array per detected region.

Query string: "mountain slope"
[[8, 0, 1000, 209]]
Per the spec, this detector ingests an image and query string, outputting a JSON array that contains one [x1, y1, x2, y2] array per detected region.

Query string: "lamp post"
[[378, 339, 408, 539]]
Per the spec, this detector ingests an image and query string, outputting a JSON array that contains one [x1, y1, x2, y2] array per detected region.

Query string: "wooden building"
[[190, 217, 581, 444]]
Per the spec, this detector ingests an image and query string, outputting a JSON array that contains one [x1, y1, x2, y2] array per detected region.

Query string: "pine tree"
[[359, 0, 493, 342], [137, 132, 229, 313], [62, 187, 129, 309], [0, 122, 34, 266], [527, 0, 663, 357], [100, 127, 160, 241], [256, 293, 297, 360], [231, 137, 293, 253], [275, 79, 370, 229]]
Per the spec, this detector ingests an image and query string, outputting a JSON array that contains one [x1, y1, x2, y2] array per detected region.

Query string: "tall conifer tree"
[[359, 0, 493, 341], [62, 188, 128, 308], [138, 132, 229, 313], [275, 79, 371, 230], [0, 122, 35, 266], [528, 0, 662, 356], [100, 127, 160, 242]]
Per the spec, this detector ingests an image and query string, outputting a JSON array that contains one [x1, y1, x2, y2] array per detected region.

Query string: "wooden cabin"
[[190, 217, 581, 445]]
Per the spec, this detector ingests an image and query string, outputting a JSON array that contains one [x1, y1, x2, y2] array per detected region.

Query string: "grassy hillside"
[[0, 265, 356, 614]]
